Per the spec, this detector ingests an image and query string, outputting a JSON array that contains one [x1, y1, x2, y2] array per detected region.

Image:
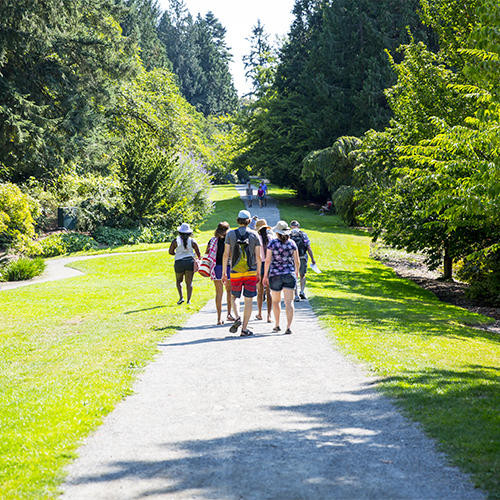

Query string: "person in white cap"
[[222, 210, 261, 336], [168, 222, 201, 305], [263, 220, 300, 335], [290, 220, 316, 301]]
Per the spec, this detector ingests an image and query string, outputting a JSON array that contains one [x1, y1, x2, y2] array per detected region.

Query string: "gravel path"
[[60, 186, 485, 498]]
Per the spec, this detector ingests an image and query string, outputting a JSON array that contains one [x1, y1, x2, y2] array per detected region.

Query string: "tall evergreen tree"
[[120, 0, 169, 71], [157, 1, 237, 116], [238, 0, 434, 190], [0, 0, 139, 182]]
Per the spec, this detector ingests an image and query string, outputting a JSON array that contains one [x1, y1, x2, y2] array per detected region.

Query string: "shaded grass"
[[277, 198, 500, 498], [0, 185, 241, 499]]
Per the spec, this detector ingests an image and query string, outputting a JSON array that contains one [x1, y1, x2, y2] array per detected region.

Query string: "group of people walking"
[[169, 208, 315, 337], [246, 180, 267, 209]]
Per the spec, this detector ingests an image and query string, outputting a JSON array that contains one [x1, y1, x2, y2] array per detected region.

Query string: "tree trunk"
[[443, 243, 453, 280]]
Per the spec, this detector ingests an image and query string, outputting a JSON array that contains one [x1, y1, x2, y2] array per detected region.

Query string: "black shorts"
[[269, 273, 297, 292], [174, 257, 194, 273]]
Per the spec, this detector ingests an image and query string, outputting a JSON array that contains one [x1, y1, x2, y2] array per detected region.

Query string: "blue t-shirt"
[[267, 238, 297, 276]]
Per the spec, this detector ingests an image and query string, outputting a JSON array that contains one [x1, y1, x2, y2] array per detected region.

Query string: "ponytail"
[[179, 232, 190, 248]]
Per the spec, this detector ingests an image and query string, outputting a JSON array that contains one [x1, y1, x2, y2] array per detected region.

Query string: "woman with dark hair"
[[205, 221, 234, 325], [255, 219, 274, 323], [168, 223, 201, 305], [263, 220, 300, 335]]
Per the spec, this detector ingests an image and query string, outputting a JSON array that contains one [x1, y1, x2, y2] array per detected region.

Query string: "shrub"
[[332, 185, 359, 226], [92, 226, 173, 247], [1, 257, 46, 282], [27, 233, 99, 258], [457, 244, 500, 307], [0, 183, 41, 249]]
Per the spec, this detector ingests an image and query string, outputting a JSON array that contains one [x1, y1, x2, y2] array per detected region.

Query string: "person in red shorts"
[[222, 210, 261, 336]]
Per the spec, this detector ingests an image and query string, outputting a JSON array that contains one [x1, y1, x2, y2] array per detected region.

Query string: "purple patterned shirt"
[[267, 238, 297, 276]]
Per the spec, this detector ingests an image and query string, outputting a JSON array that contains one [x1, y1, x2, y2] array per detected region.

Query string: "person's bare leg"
[[266, 286, 273, 322], [225, 281, 233, 319], [256, 281, 264, 319], [231, 294, 240, 320], [184, 271, 194, 303], [175, 272, 184, 302], [283, 288, 295, 330], [300, 275, 306, 294], [242, 296, 253, 331], [271, 290, 281, 329], [214, 280, 223, 323]]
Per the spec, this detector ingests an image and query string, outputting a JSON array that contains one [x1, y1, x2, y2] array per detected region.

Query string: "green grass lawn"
[[276, 192, 500, 498], [0, 185, 244, 499]]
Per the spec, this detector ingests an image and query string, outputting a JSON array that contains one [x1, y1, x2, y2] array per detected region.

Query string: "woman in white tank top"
[[168, 223, 201, 304]]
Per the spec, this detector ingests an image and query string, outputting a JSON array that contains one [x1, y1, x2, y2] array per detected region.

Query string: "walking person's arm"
[[222, 243, 230, 285], [192, 240, 201, 259], [168, 239, 178, 255], [293, 249, 300, 277], [307, 245, 316, 265], [263, 249, 272, 287]]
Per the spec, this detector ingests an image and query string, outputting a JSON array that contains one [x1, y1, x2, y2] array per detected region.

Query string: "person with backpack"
[[222, 210, 261, 336], [263, 221, 300, 335], [168, 223, 201, 305], [290, 220, 316, 301]]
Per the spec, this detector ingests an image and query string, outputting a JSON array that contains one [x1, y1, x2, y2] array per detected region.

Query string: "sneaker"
[[294, 296, 301, 302], [177, 298, 184, 305], [229, 318, 242, 333], [299, 292, 307, 300]]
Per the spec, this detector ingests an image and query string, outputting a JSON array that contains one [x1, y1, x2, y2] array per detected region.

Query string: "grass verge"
[[276, 194, 500, 498], [0, 185, 244, 499]]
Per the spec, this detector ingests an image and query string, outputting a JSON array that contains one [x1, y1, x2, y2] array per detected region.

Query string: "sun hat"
[[177, 222, 193, 233], [272, 220, 291, 235], [255, 219, 271, 231], [237, 209, 252, 219]]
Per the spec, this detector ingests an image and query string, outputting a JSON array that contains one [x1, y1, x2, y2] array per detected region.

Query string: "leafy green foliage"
[[0, 183, 41, 249], [0, 0, 140, 182], [237, 0, 432, 189], [301, 136, 362, 200], [92, 226, 172, 246], [0, 257, 46, 282], [457, 244, 500, 307], [27, 233, 99, 258]]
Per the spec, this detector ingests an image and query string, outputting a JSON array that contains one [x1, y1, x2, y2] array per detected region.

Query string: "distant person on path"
[[290, 220, 316, 301], [246, 181, 253, 208], [255, 219, 274, 323], [257, 185, 265, 208], [249, 214, 258, 230], [169, 223, 201, 305], [319, 198, 332, 215], [222, 210, 262, 336], [259, 180, 268, 206], [205, 222, 234, 325], [263, 220, 300, 335]]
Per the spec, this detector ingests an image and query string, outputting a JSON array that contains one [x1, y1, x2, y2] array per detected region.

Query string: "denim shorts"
[[268, 273, 297, 292], [214, 264, 231, 280]]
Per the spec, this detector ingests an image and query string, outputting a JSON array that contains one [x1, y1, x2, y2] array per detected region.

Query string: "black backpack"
[[291, 230, 307, 257]]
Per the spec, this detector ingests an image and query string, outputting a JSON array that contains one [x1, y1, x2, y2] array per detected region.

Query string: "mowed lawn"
[[1, 184, 500, 499], [274, 189, 500, 498], [0, 185, 244, 499]]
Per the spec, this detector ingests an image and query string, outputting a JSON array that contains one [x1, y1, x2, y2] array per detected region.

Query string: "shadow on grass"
[[380, 365, 500, 494], [64, 385, 483, 499], [124, 306, 166, 315], [309, 267, 498, 344]]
